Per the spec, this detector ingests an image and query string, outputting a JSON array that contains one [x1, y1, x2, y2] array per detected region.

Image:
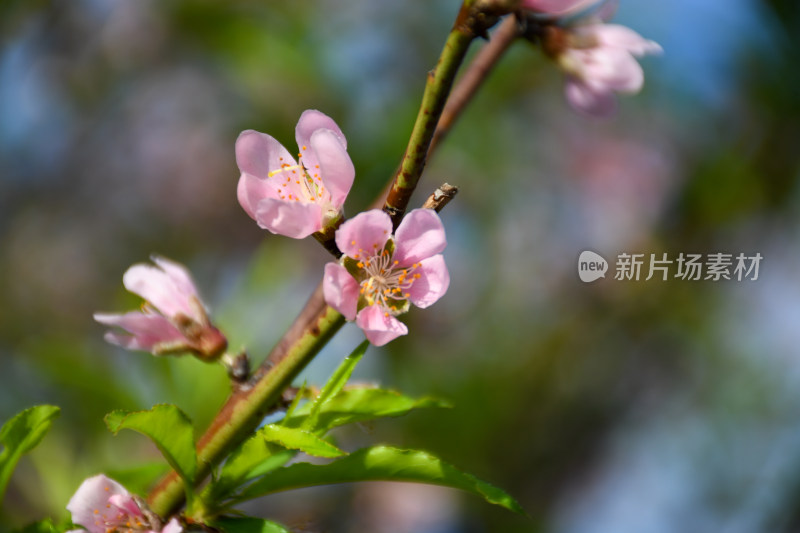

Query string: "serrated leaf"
[[260, 424, 345, 458], [284, 388, 449, 432], [232, 446, 525, 515], [212, 516, 290, 533], [299, 340, 368, 430], [0, 405, 60, 504], [104, 404, 196, 484], [206, 439, 294, 503]]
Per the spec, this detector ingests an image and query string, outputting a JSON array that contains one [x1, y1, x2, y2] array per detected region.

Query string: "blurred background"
[[2, 0, 800, 531]]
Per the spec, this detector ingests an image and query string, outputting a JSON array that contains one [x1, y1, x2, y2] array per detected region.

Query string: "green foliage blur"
[[1, 1, 800, 532]]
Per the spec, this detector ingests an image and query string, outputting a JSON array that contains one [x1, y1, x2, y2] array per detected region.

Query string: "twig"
[[381, 3, 489, 229], [428, 15, 521, 156], [422, 183, 459, 212], [147, 5, 518, 519]]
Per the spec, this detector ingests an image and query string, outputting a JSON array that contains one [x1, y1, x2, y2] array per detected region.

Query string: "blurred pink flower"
[[520, 0, 597, 15], [236, 110, 355, 239], [66, 474, 182, 533], [323, 209, 449, 346], [94, 256, 227, 360], [548, 22, 662, 116]]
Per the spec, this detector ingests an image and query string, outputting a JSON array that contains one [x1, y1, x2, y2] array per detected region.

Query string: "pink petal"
[[123, 264, 194, 319], [235, 130, 296, 180], [108, 493, 144, 518], [67, 475, 129, 533], [309, 128, 355, 207], [254, 197, 323, 239], [335, 210, 393, 259], [356, 306, 408, 346], [94, 312, 187, 352], [407, 255, 450, 309], [593, 24, 663, 56], [237, 171, 280, 220], [295, 109, 347, 152], [150, 256, 199, 305], [520, 0, 597, 15], [161, 518, 184, 533], [322, 263, 359, 320], [393, 209, 447, 267], [565, 76, 618, 117], [580, 47, 644, 93]]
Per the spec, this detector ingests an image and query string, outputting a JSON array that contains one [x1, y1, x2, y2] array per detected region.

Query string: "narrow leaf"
[[212, 516, 290, 533], [0, 405, 60, 504], [260, 425, 345, 458], [299, 340, 368, 430], [233, 446, 525, 515], [104, 404, 196, 484], [284, 388, 449, 432]]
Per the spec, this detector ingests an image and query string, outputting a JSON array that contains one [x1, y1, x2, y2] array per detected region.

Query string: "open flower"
[[236, 109, 355, 239], [323, 209, 449, 346], [544, 21, 661, 116], [94, 256, 227, 360], [66, 474, 182, 533]]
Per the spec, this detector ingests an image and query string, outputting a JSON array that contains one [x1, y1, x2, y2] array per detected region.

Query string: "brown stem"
[[422, 183, 460, 212]]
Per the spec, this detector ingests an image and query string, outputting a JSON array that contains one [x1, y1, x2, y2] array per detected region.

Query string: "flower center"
[[268, 147, 326, 204], [356, 248, 421, 316]]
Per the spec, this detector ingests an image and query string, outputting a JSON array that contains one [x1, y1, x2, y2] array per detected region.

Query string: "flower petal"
[[323, 263, 359, 320], [235, 130, 296, 180], [335, 210, 393, 259], [593, 24, 663, 56], [161, 518, 184, 533], [393, 209, 447, 266], [94, 312, 187, 352], [356, 305, 408, 346], [237, 171, 281, 220], [123, 264, 194, 319], [295, 109, 347, 152], [254, 197, 324, 239], [407, 255, 450, 309], [565, 77, 617, 117], [520, 0, 597, 15], [309, 128, 355, 207], [150, 256, 198, 304], [67, 475, 129, 533]]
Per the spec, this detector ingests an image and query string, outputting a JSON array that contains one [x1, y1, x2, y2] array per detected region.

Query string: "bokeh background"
[[2, 0, 800, 532]]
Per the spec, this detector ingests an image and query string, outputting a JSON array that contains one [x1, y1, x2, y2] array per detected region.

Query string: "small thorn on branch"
[[422, 183, 459, 212]]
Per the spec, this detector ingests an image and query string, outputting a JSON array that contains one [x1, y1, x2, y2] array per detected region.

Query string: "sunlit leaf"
[[233, 446, 525, 514], [299, 340, 368, 430], [104, 462, 171, 495], [211, 516, 290, 533], [0, 405, 60, 504], [260, 424, 345, 458], [104, 404, 196, 484], [284, 388, 450, 432]]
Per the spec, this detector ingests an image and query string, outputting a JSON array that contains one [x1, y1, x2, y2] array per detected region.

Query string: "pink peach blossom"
[[236, 110, 355, 239], [94, 256, 227, 360], [323, 209, 449, 346], [552, 23, 661, 116], [66, 474, 182, 533]]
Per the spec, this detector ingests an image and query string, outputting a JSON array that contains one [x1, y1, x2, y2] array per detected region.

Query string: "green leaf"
[[212, 516, 290, 533], [284, 388, 450, 432], [207, 438, 294, 503], [104, 404, 196, 484], [233, 446, 525, 515], [299, 340, 368, 430], [0, 405, 60, 504], [260, 424, 345, 458]]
